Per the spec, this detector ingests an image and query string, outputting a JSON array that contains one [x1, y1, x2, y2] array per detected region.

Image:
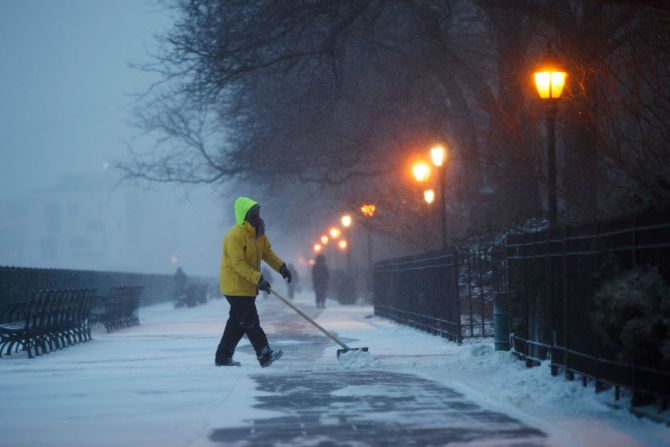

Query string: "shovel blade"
[[336, 347, 368, 359]]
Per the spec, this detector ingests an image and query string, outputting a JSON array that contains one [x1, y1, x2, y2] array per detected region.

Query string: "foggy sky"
[[0, 0, 226, 277]]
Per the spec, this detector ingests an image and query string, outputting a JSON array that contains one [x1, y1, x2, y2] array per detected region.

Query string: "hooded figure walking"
[[216, 197, 292, 367]]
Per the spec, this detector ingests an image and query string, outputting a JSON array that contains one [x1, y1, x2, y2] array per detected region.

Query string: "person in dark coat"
[[312, 254, 329, 308]]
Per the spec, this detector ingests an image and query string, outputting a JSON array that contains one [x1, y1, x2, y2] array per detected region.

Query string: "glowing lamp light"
[[313, 243, 322, 253], [424, 189, 435, 204], [320, 235, 329, 244], [430, 145, 446, 167], [534, 72, 566, 99], [341, 214, 352, 227], [170, 255, 178, 264], [533, 45, 567, 100], [412, 162, 431, 182], [338, 240, 348, 250], [308, 259, 315, 266], [360, 204, 376, 217], [329, 227, 341, 239]]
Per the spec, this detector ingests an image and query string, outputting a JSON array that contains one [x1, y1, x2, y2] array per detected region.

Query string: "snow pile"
[[454, 341, 514, 369], [337, 348, 377, 369]]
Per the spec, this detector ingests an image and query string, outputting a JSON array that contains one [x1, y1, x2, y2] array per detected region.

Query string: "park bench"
[[0, 288, 95, 358], [174, 283, 208, 308], [90, 286, 142, 332]]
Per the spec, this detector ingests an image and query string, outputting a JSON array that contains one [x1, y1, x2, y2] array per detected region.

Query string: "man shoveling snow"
[[215, 196, 292, 368]]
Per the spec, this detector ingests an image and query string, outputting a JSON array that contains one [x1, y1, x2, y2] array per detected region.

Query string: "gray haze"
[[0, 0, 225, 277]]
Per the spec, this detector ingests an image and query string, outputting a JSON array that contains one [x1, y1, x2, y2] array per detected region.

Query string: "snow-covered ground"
[[1, 290, 668, 446]]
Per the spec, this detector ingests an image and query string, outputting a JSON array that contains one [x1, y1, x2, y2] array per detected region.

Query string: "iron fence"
[[0, 266, 217, 307], [506, 208, 670, 404], [373, 245, 502, 341], [373, 208, 670, 405]]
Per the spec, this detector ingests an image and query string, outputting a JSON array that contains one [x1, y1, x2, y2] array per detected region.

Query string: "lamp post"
[[360, 203, 376, 299], [430, 145, 448, 250], [360, 204, 376, 271], [533, 44, 567, 229], [413, 145, 449, 250], [340, 214, 353, 272]]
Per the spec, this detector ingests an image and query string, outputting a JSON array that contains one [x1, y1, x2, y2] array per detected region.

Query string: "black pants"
[[216, 296, 269, 360], [315, 289, 326, 308]]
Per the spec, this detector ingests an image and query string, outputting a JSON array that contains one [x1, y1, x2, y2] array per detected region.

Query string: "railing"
[[0, 266, 218, 307], [374, 208, 670, 406], [374, 250, 462, 342], [507, 209, 670, 404], [373, 245, 505, 341]]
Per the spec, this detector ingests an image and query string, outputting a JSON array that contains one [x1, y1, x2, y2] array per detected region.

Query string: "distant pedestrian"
[[173, 267, 187, 301], [216, 197, 292, 368], [286, 263, 299, 299], [312, 254, 329, 308]]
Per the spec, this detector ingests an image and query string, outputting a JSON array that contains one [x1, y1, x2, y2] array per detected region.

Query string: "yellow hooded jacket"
[[219, 197, 284, 297]]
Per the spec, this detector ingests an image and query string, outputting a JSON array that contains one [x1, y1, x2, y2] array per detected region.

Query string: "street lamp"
[[412, 162, 431, 183], [313, 243, 322, 253], [533, 43, 567, 229], [412, 145, 449, 249], [424, 189, 435, 204], [329, 227, 341, 239], [430, 145, 446, 167], [360, 204, 376, 218], [341, 214, 352, 228], [320, 235, 329, 245]]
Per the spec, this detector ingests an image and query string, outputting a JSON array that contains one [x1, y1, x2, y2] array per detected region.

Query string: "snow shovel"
[[269, 289, 372, 366]]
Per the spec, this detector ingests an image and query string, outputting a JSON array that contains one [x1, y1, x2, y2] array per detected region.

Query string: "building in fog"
[[0, 172, 189, 274]]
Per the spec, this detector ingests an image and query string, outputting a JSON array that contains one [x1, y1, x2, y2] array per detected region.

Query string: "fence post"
[[632, 212, 638, 268], [467, 250, 474, 337], [453, 250, 462, 344], [543, 229, 553, 361], [551, 331, 558, 376], [479, 246, 486, 337], [562, 226, 569, 379], [494, 291, 510, 351]]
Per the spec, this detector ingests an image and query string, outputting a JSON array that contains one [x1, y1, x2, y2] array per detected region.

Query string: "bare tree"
[[122, 0, 670, 253]]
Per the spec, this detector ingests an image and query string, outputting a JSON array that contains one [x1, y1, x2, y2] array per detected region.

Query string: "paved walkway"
[[208, 298, 547, 446]]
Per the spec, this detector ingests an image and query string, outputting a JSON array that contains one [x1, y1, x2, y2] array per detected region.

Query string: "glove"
[[279, 264, 292, 283], [258, 275, 272, 294]]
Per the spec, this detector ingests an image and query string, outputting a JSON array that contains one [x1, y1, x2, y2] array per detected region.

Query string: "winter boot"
[[257, 346, 283, 368], [215, 357, 241, 367]]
